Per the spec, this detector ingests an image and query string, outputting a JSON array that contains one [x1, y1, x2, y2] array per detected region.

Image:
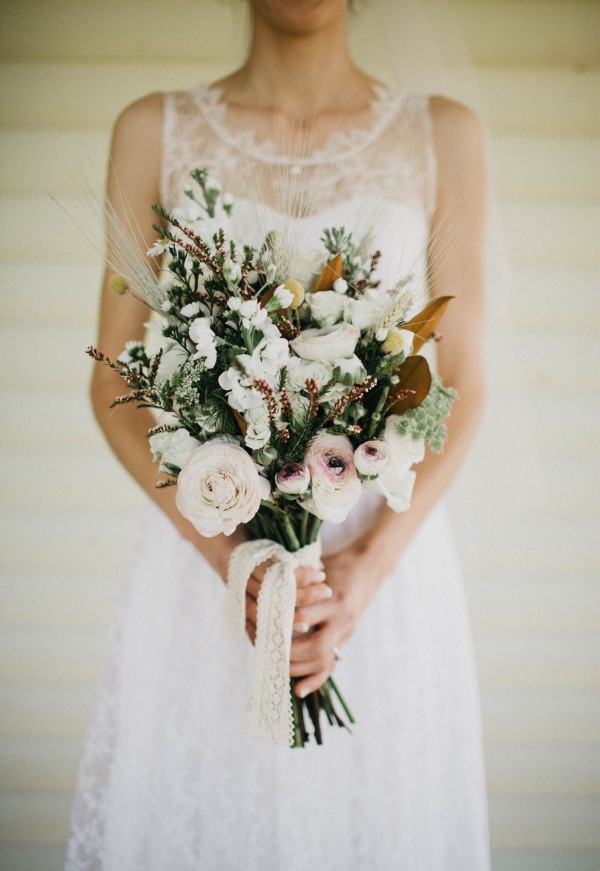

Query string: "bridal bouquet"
[[89, 168, 457, 747]]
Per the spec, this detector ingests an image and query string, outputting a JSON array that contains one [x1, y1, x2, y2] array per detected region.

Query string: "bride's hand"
[[289, 546, 384, 698], [244, 562, 331, 645]]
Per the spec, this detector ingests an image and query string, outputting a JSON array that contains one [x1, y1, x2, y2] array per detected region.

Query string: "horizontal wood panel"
[[481, 687, 600, 744], [1, 63, 598, 136], [0, 508, 139, 570], [491, 136, 600, 204], [489, 796, 600, 850], [453, 0, 600, 69]]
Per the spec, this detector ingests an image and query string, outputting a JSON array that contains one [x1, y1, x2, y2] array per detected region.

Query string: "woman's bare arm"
[[90, 93, 241, 579]]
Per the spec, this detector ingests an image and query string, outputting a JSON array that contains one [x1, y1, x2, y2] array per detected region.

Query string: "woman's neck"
[[217, 7, 372, 119]]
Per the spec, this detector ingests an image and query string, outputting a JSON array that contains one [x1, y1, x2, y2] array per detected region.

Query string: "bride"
[[65, 0, 491, 868]]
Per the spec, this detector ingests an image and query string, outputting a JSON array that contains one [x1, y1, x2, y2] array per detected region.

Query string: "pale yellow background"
[[0, 1, 599, 869]]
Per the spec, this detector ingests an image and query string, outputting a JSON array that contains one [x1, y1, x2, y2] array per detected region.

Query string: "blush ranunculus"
[[354, 440, 391, 476], [275, 462, 311, 495], [302, 432, 362, 522], [175, 441, 263, 536]]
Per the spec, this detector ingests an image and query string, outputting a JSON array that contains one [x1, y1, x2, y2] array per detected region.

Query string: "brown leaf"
[[387, 355, 432, 414], [232, 409, 247, 437], [312, 254, 343, 293], [402, 296, 454, 352]]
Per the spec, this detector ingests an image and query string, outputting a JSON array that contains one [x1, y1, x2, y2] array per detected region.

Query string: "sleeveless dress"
[[64, 83, 492, 871]]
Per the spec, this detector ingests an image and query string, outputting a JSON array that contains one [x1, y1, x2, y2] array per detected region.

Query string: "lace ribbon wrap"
[[223, 538, 323, 747]]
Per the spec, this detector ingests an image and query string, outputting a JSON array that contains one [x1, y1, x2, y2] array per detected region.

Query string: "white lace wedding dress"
[[65, 83, 492, 870]]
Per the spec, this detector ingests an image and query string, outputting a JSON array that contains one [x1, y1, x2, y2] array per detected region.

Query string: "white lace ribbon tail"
[[222, 538, 323, 747], [246, 556, 297, 746]]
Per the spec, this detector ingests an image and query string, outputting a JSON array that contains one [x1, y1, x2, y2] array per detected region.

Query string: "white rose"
[[291, 323, 360, 363], [354, 440, 391, 476], [149, 428, 202, 473], [285, 356, 332, 393], [305, 290, 346, 327], [302, 432, 362, 523], [175, 441, 262, 536], [189, 317, 217, 369]]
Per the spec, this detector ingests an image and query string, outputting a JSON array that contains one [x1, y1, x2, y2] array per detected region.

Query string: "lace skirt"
[[64, 496, 491, 871]]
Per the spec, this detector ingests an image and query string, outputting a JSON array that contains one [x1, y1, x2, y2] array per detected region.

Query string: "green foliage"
[[394, 375, 458, 453]]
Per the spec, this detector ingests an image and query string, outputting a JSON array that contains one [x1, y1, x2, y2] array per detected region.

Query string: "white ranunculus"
[[175, 441, 262, 536], [244, 405, 272, 450], [304, 290, 346, 327], [354, 440, 391, 476], [291, 323, 360, 363], [149, 428, 202, 474], [275, 462, 311, 495], [155, 342, 189, 383], [189, 317, 217, 369], [364, 415, 425, 511], [302, 432, 362, 523], [285, 356, 332, 393]]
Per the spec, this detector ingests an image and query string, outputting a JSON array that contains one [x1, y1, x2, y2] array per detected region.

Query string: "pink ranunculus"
[[354, 440, 391, 477], [176, 440, 262, 536], [275, 462, 311, 495], [302, 432, 362, 523]]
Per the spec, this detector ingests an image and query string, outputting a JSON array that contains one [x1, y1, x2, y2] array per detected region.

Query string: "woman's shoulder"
[[427, 94, 485, 148], [111, 91, 164, 139]]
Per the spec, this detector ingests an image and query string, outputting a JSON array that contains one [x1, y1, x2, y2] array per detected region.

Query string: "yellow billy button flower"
[[109, 274, 129, 296], [283, 279, 305, 310], [382, 328, 414, 357]]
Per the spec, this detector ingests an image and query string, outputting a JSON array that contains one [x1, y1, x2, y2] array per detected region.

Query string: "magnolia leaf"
[[388, 355, 432, 414], [313, 253, 343, 293], [402, 296, 454, 352], [232, 408, 247, 437]]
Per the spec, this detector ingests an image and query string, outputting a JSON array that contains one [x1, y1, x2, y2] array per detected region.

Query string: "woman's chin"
[[251, 0, 347, 36]]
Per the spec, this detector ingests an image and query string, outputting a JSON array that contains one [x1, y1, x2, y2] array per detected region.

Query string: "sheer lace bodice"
[[160, 82, 437, 218]]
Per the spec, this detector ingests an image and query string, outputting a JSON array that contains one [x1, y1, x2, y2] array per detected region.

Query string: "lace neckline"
[[188, 81, 406, 168]]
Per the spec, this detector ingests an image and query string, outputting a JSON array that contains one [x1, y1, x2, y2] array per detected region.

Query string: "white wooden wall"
[[0, 2, 598, 869]]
